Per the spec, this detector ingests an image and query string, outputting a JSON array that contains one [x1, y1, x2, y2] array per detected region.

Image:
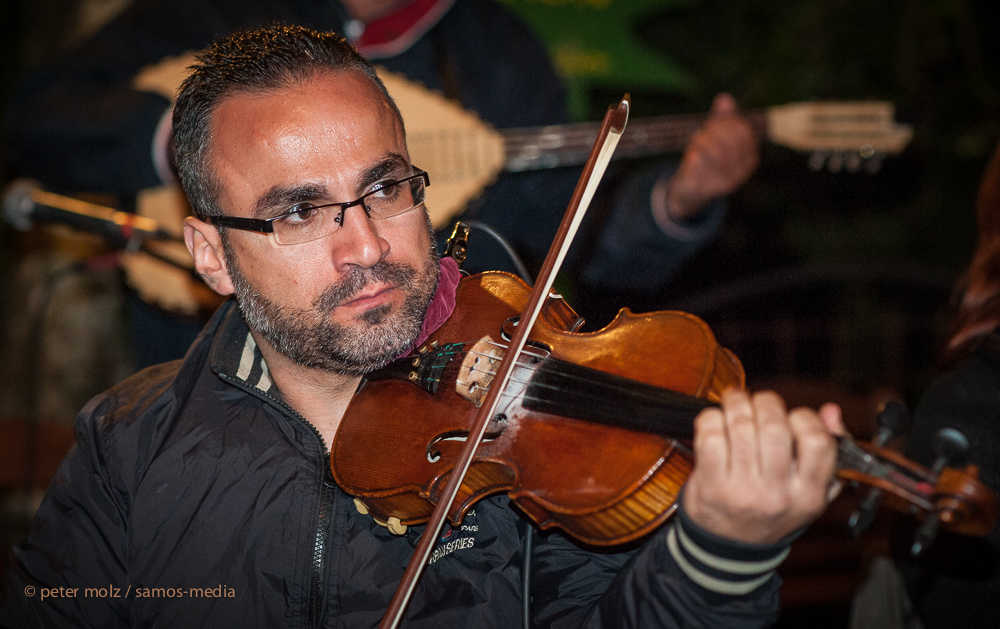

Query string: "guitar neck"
[[501, 111, 769, 172]]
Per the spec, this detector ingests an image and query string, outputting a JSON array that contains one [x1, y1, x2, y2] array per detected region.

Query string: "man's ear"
[[184, 216, 235, 296]]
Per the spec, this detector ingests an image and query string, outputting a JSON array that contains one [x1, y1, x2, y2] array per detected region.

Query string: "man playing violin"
[[1, 24, 843, 628]]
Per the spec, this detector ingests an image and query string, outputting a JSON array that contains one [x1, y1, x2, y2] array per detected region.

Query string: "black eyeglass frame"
[[205, 168, 430, 239]]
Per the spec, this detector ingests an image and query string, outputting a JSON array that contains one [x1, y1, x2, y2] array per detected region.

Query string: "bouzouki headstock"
[[765, 101, 914, 174]]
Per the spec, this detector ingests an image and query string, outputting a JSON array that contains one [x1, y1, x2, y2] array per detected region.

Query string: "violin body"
[[332, 271, 745, 546]]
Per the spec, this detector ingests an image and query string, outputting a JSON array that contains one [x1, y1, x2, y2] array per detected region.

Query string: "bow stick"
[[379, 96, 630, 628]]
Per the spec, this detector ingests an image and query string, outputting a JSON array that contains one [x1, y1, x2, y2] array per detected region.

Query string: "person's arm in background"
[[573, 92, 758, 293]]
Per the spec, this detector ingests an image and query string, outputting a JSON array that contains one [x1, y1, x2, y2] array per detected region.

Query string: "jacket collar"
[[207, 300, 276, 396]]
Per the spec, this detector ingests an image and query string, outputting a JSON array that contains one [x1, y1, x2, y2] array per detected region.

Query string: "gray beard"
[[225, 247, 439, 375]]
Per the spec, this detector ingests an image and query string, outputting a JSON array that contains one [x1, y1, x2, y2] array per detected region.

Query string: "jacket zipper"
[[217, 373, 335, 629], [310, 468, 336, 629]]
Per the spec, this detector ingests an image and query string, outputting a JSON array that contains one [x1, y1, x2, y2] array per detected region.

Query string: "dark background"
[[596, 0, 999, 403], [1, 1, 998, 626]]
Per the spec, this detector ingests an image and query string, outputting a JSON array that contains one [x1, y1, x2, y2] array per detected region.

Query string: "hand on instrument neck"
[[681, 390, 844, 545]]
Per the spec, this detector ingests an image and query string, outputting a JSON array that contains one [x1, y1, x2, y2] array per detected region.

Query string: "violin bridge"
[[456, 336, 502, 407]]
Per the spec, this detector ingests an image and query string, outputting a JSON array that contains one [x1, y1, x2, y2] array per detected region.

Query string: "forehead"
[[207, 70, 407, 212]]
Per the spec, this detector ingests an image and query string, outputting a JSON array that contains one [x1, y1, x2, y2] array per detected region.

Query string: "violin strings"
[[835, 440, 930, 496], [450, 349, 927, 486], [415, 347, 940, 508], [414, 344, 938, 497], [426, 349, 844, 456]]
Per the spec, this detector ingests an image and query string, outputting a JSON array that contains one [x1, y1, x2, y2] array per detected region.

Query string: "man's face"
[[207, 70, 438, 374]]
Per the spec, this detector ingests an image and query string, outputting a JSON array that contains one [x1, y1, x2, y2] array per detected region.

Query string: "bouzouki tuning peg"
[[827, 153, 844, 172], [808, 151, 827, 172], [845, 152, 862, 172]]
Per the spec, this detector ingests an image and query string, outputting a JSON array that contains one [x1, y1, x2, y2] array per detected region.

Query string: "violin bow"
[[379, 96, 630, 629]]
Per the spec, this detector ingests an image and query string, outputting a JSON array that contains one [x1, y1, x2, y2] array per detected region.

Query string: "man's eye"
[[370, 181, 401, 200], [284, 204, 318, 222]]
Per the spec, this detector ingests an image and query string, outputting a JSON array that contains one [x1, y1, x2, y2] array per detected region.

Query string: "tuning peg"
[[848, 402, 912, 537], [874, 400, 910, 447], [930, 427, 969, 474], [848, 488, 882, 537], [910, 428, 971, 555], [936, 427, 970, 466], [845, 152, 862, 173], [808, 151, 827, 172], [911, 515, 940, 556], [827, 153, 844, 173]]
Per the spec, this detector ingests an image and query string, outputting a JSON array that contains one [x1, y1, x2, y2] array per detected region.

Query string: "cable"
[[463, 220, 534, 285], [522, 524, 534, 629]]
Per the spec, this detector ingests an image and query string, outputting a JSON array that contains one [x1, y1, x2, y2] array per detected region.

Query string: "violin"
[[332, 270, 999, 548]]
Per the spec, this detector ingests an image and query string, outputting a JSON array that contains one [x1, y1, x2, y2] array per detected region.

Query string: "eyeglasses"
[[207, 169, 429, 245]]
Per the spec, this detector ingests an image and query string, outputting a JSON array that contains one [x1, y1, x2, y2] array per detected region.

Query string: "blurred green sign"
[[499, 0, 691, 119]]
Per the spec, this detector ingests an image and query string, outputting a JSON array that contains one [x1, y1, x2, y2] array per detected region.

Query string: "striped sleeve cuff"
[[666, 506, 793, 596]]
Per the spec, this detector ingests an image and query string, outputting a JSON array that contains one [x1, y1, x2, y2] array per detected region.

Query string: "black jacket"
[[2, 298, 789, 628]]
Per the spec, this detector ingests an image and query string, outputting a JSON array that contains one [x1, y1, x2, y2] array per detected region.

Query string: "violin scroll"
[[838, 418, 999, 555]]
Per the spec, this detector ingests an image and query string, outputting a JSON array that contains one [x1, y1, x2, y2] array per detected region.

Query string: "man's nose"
[[331, 204, 389, 270]]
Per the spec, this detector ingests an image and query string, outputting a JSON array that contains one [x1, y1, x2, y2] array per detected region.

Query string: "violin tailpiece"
[[363, 341, 465, 395]]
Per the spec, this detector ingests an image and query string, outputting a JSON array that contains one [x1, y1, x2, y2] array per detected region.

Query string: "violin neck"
[[835, 436, 932, 496]]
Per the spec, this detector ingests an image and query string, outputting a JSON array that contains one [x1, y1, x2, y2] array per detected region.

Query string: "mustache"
[[315, 261, 417, 310]]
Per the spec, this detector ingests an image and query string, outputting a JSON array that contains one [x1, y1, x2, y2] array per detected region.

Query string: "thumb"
[[818, 402, 847, 436]]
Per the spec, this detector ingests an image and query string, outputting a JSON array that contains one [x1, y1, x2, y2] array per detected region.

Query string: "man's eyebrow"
[[358, 154, 411, 192], [251, 183, 328, 219]]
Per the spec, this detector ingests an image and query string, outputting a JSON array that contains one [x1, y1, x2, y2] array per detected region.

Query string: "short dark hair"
[[172, 23, 403, 219]]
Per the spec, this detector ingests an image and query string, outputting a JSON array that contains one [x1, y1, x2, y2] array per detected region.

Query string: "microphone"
[[2, 179, 181, 244]]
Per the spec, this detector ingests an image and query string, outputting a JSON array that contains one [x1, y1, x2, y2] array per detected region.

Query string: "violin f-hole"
[[426, 415, 508, 463]]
